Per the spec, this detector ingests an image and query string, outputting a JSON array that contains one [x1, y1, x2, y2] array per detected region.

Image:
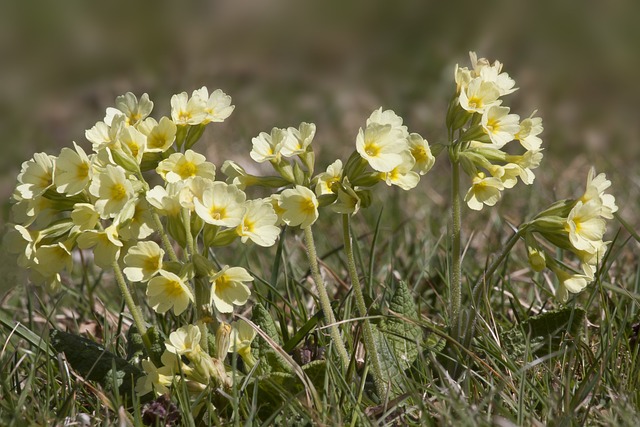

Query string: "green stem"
[[151, 211, 179, 263], [450, 154, 462, 325], [112, 261, 152, 353], [302, 226, 350, 370], [342, 214, 386, 398]]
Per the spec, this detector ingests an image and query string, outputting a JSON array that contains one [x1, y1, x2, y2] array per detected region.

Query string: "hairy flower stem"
[[342, 214, 387, 398], [181, 208, 195, 260], [151, 211, 179, 263], [302, 226, 350, 371], [112, 261, 152, 354], [450, 154, 462, 327]]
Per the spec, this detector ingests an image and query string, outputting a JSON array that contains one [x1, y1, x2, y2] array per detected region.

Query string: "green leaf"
[[377, 281, 422, 371], [371, 325, 403, 396], [501, 306, 586, 358], [50, 329, 144, 396], [251, 303, 288, 374]]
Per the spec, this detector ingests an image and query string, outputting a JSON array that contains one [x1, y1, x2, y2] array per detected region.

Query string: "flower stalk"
[[342, 214, 386, 397], [302, 226, 350, 370], [112, 260, 152, 354]]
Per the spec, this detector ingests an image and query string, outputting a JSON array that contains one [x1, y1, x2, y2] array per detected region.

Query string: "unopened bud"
[[216, 322, 232, 360]]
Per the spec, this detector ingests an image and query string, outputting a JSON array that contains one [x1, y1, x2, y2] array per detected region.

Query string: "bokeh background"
[[2, 0, 639, 227]]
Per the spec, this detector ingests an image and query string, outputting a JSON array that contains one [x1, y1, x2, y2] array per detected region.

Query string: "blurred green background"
[[2, 0, 640, 224]]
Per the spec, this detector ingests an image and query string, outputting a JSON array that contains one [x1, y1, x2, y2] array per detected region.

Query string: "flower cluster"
[[8, 89, 278, 317], [524, 168, 617, 300], [227, 108, 435, 226], [450, 52, 544, 210], [136, 323, 231, 396]]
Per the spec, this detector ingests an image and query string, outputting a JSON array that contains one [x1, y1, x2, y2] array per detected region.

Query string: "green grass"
[[1, 198, 639, 425]]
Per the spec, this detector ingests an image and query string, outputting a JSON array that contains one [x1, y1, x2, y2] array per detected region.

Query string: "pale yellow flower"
[[117, 198, 155, 241], [85, 121, 112, 152], [11, 193, 56, 228], [250, 128, 290, 163], [515, 112, 543, 150], [33, 242, 73, 279], [192, 87, 235, 124], [17, 153, 56, 200], [210, 266, 253, 313], [105, 92, 153, 126], [71, 203, 100, 231], [459, 78, 501, 114], [194, 182, 246, 227], [146, 183, 183, 217], [380, 151, 420, 190], [5, 224, 40, 268], [488, 163, 521, 189], [467, 52, 517, 96], [89, 165, 135, 218], [116, 126, 146, 163], [280, 185, 319, 228], [281, 122, 316, 157], [407, 133, 435, 175], [146, 270, 194, 315], [123, 241, 165, 282], [481, 106, 520, 148], [54, 142, 92, 195], [314, 159, 343, 195], [156, 149, 216, 183], [229, 319, 257, 368], [135, 358, 174, 396], [165, 324, 202, 356], [464, 172, 504, 211], [506, 150, 544, 185], [356, 123, 405, 173], [142, 117, 177, 152], [564, 200, 606, 253], [178, 176, 215, 211], [366, 108, 409, 139], [577, 240, 609, 278], [550, 265, 591, 300], [236, 199, 280, 246], [170, 92, 207, 126], [76, 225, 123, 269], [580, 168, 617, 219]]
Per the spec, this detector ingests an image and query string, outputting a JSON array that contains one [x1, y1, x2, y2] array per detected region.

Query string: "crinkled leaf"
[[51, 329, 143, 396], [251, 303, 288, 374], [127, 326, 164, 367], [377, 281, 422, 371], [372, 326, 404, 397], [501, 306, 586, 358]]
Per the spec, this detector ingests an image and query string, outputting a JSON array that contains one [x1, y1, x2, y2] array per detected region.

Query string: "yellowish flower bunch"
[[7, 88, 281, 397], [450, 52, 544, 210], [523, 168, 617, 301]]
